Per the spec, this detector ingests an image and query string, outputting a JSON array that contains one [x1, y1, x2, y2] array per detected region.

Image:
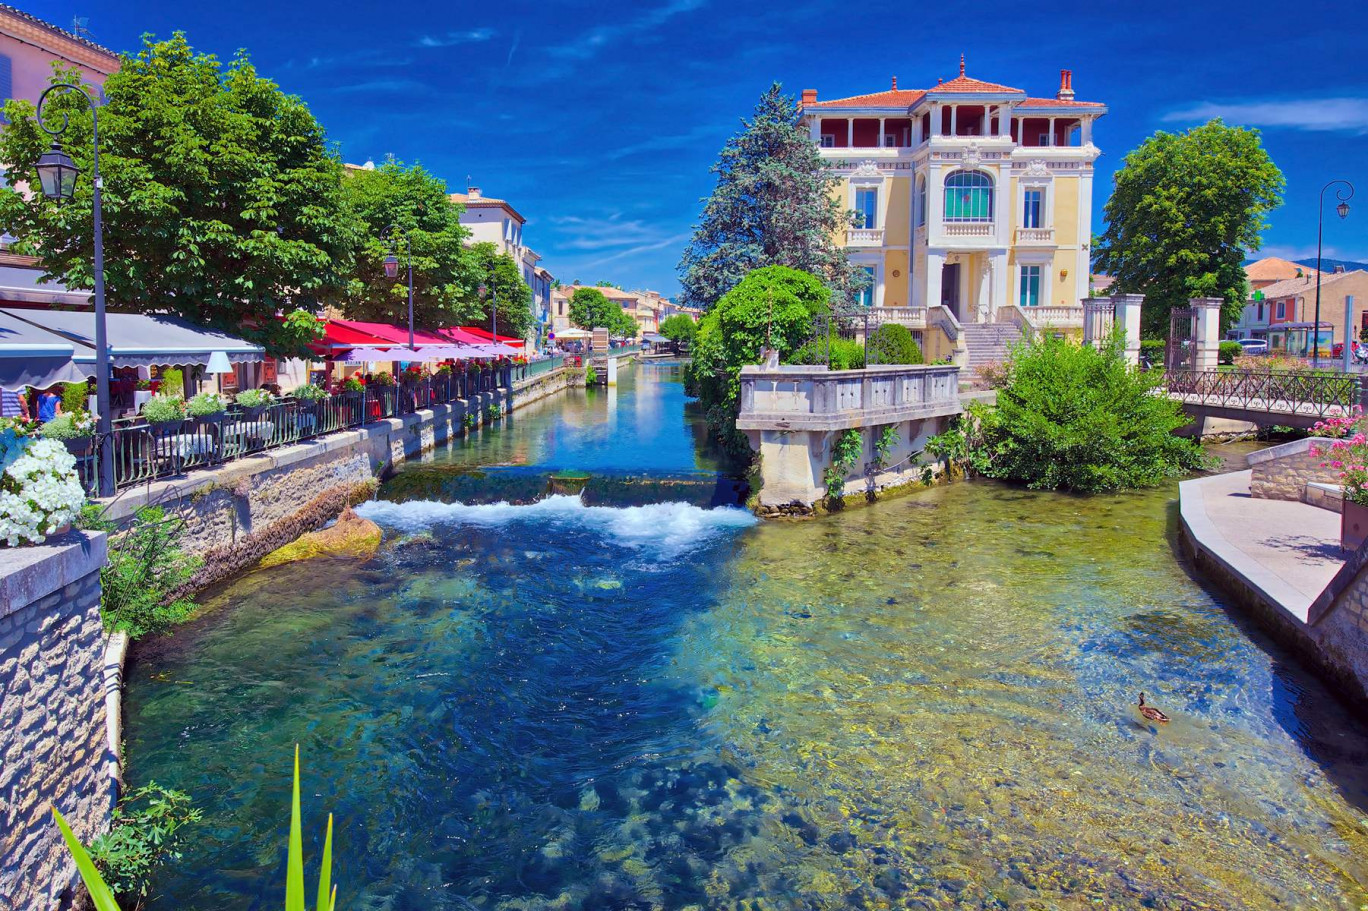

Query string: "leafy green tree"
[[685, 265, 830, 454], [340, 158, 475, 329], [678, 83, 863, 311], [570, 287, 635, 336], [659, 313, 698, 351], [957, 332, 1209, 492], [0, 35, 361, 356], [1093, 120, 1284, 337], [464, 242, 534, 341]]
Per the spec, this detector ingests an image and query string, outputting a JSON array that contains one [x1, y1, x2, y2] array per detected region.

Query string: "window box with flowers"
[[187, 391, 229, 426], [142, 394, 188, 437], [1312, 411, 1368, 550], [40, 411, 97, 458], [235, 388, 276, 420]]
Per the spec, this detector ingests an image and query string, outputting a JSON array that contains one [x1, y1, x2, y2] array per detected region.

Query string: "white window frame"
[[1017, 174, 1053, 232], [849, 255, 882, 307], [915, 175, 927, 228], [854, 186, 879, 229], [820, 134, 836, 148], [1014, 252, 1053, 308]]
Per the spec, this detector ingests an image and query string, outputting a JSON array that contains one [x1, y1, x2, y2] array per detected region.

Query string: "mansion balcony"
[[943, 222, 994, 239], [847, 227, 884, 247], [1014, 227, 1055, 245], [867, 306, 926, 330]]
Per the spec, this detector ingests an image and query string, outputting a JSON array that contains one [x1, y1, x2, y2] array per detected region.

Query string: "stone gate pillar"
[[1082, 298, 1115, 349], [1110, 293, 1144, 365], [1190, 297, 1224, 372]]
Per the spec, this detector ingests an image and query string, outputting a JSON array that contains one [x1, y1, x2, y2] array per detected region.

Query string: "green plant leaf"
[[52, 808, 122, 911], [316, 813, 333, 911], [287, 745, 305, 911]]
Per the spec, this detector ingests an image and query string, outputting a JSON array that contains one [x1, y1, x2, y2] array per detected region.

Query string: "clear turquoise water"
[[122, 363, 1368, 909]]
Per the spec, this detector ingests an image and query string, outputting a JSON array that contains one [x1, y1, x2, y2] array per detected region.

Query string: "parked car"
[[1333, 340, 1360, 359], [1236, 338, 1269, 356]]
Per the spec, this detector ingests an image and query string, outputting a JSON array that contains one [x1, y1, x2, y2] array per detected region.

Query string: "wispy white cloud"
[[549, 0, 706, 62], [571, 232, 693, 272], [1163, 97, 1368, 134], [548, 214, 683, 252], [325, 78, 436, 96], [417, 28, 496, 48]]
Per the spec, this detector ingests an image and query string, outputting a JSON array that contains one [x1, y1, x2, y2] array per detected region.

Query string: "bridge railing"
[[1165, 368, 1362, 419], [736, 363, 962, 432]]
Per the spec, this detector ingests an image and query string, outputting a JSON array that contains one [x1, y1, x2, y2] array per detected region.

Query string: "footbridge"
[[1166, 369, 1364, 430]]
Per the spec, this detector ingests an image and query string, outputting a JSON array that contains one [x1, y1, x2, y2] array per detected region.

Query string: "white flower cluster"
[[0, 438, 86, 546]]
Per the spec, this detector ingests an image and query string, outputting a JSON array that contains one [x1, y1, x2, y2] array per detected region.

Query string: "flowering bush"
[[0, 436, 86, 545], [142, 394, 187, 424], [235, 388, 275, 408], [186, 391, 228, 417], [369, 371, 395, 387], [40, 411, 96, 440], [1313, 409, 1368, 506], [341, 376, 365, 393]]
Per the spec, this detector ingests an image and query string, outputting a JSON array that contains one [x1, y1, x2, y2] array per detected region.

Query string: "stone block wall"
[[1250, 437, 1342, 504], [0, 531, 112, 911]]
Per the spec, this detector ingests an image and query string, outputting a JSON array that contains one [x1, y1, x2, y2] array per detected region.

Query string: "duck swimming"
[[1137, 692, 1170, 724]]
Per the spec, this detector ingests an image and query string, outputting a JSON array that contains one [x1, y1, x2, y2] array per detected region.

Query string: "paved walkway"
[[1179, 470, 1343, 623]]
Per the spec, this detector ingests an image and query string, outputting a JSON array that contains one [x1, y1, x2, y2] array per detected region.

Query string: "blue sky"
[[30, 0, 1368, 296]]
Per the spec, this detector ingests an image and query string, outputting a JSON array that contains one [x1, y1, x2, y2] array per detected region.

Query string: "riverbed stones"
[[258, 508, 382, 568]]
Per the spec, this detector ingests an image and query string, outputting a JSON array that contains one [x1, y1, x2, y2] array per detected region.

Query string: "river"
[[123, 361, 1368, 909]]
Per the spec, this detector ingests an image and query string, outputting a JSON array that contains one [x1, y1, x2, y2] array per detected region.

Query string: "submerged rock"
[[259, 508, 382, 568]]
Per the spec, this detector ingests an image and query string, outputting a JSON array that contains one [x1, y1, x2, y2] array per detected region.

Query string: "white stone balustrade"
[[943, 222, 993, 238], [847, 228, 884, 247], [1015, 227, 1055, 244], [737, 363, 962, 432], [867, 306, 927, 329]]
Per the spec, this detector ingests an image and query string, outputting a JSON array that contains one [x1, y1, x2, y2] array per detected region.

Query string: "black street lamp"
[[1314, 179, 1353, 367], [34, 83, 113, 497], [383, 225, 414, 350]]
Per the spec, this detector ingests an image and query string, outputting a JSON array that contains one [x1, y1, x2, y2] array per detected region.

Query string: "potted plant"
[[1313, 422, 1368, 550], [235, 388, 275, 420], [0, 434, 85, 545], [370, 371, 395, 387], [187, 391, 229, 426], [341, 376, 365, 394], [39, 411, 96, 458], [142, 393, 187, 436]]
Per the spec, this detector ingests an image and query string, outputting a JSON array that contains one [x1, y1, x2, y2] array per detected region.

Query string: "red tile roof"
[[929, 74, 1024, 95], [1017, 97, 1106, 109], [806, 89, 927, 109]]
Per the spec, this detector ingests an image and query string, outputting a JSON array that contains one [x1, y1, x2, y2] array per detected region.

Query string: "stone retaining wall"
[[0, 531, 112, 911], [1249, 437, 1341, 507]]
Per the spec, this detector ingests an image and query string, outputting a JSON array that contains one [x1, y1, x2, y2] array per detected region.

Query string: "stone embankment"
[[0, 531, 111, 911], [1180, 452, 1368, 708]]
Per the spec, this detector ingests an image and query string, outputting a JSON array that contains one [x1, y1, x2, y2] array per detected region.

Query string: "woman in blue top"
[[36, 387, 62, 423]]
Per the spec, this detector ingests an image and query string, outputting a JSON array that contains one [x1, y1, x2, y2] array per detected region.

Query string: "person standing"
[[1, 387, 30, 421], [36, 387, 62, 423]]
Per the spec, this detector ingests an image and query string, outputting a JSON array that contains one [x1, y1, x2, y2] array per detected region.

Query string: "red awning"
[[330, 319, 452, 348], [458, 326, 524, 348]]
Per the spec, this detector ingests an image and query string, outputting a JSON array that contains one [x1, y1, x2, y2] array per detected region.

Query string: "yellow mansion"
[[801, 59, 1106, 362]]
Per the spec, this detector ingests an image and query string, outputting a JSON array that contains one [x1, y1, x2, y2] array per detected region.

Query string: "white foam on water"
[[357, 495, 757, 559]]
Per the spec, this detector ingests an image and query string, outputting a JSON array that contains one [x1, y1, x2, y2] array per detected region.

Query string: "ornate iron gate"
[[1166, 306, 1197, 372]]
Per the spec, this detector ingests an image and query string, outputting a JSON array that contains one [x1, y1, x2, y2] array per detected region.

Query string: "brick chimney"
[[1057, 69, 1075, 101], [801, 88, 817, 105], [891, 76, 897, 90], [467, 187, 482, 199], [1336, 264, 1347, 273]]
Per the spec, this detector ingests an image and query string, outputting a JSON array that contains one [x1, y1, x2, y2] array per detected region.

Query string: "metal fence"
[[69, 366, 513, 496], [1165, 368, 1362, 420]]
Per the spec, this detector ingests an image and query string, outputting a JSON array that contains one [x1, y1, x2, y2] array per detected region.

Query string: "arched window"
[[944, 170, 993, 222], [915, 175, 927, 227]]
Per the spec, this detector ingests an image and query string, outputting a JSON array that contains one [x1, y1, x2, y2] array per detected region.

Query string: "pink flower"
[[1332, 461, 1345, 469]]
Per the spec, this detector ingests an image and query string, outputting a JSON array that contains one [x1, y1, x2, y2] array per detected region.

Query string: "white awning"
[[2, 307, 265, 369]]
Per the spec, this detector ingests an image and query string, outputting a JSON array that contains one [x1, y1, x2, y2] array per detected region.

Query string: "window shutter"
[[0, 55, 11, 123]]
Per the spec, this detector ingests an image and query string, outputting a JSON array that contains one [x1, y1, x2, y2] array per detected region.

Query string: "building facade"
[[1259, 268, 1368, 355], [801, 60, 1105, 328], [449, 187, 553, 344], [0, 7, 119, 307]]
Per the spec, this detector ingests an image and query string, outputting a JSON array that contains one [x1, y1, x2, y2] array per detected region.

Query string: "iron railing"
[[1165, 368, 1361, 419], [68, 366, 513, 495]]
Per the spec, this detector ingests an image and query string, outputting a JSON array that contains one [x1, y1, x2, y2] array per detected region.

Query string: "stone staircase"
[[961, 322, 1022, 372]]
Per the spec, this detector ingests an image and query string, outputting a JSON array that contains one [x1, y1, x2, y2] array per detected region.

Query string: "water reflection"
[[121, 369, 1368, 909]]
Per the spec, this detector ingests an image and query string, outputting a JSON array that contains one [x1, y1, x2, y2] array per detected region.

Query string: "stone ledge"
[[0, 530, 107, 620], [1247, 436, 1332, 466], [736, 401, 962, 432]]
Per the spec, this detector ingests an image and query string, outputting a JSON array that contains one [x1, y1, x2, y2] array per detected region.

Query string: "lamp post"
[[34, 82, 113, 497], [382, 225, 414, 350], [1314, 179, 1353, 368]]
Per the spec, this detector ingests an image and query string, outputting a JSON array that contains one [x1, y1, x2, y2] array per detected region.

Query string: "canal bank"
[[119, 364, 1368, 910]]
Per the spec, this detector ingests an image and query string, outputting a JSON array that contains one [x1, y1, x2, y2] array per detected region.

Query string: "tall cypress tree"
[[678, 84, 861, 311]]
